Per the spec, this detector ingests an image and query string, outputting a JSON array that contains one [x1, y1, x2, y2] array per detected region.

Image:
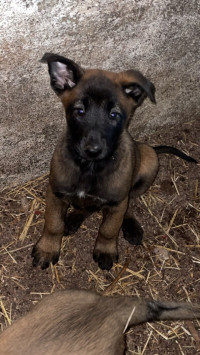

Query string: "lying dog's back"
[[0, 289, 199, 355]]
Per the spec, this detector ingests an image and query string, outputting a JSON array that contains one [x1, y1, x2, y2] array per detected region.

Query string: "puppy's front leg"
[[32, 184, 69, 269], [93, 197, 128, 270]]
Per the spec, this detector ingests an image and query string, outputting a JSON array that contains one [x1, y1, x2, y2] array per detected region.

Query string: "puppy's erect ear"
[[123, 70, 156, 104], [40, 53, 84, 95]]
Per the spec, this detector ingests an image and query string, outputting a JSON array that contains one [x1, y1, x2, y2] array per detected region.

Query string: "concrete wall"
[[0, 0, 199, 188]]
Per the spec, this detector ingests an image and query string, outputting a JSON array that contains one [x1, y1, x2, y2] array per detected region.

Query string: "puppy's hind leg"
[[131, 143, 159, 199], [122, 209, 143, 245], [64, 209, 91, 236], [122, 143, 159, 246]]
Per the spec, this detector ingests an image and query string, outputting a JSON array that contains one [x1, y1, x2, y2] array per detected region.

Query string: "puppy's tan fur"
[[31, 53, 196, 270]]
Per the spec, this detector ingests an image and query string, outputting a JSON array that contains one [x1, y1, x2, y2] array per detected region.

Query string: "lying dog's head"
[[41, 53, 156, 162]]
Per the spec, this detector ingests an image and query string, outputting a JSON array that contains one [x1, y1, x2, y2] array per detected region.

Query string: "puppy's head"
[[41, 53, 156, 161]]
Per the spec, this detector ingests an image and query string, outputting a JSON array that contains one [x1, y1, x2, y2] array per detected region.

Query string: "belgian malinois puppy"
[[0, 289, 200, 355], [32, 53, 197, 270]]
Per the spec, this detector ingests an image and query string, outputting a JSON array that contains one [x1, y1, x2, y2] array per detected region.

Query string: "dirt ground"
[[0, 119, 200, 354]]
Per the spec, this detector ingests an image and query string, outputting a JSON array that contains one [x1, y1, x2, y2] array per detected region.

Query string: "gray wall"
[[0, 0, 199, 188]]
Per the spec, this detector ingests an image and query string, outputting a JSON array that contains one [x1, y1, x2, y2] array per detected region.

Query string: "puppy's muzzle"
[[82, 131, 104, 159], [84, 143, 102, 158]]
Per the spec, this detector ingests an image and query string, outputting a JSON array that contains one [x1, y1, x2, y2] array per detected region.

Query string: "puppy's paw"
[[93, 251, 118, 270], [122, 217, 143, 245], [64, 213, 85, 236], [31, 245, 60, 269]]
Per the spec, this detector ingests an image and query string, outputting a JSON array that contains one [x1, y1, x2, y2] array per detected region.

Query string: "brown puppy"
[[0, 289, 200, 355], [32, 53, 197, 270]]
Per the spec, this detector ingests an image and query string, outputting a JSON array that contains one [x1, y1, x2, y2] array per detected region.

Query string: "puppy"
[[32, 53, 197, 270], [0, 289, 200, 355]]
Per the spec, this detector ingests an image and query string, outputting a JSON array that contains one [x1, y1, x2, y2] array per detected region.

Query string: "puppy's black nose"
[[85, 144, 102, 158]]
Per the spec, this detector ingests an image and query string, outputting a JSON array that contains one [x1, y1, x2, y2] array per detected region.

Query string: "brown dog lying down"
[[32, 53, 197, 271], [0, 289, 200, 355]]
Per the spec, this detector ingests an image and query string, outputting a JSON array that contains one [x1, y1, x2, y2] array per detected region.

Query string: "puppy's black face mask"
[[66, 76, 126, 162], [40, 53, 156, 166]]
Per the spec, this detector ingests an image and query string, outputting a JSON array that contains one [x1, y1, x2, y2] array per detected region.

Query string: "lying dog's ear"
[[40, 53, 84, 95], [122, 70, 156, 104]]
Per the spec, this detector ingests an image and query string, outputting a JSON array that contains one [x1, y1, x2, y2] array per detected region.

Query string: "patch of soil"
[[0, 119, 200, 354]]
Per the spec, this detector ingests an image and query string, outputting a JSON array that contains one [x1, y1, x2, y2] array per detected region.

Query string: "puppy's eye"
[[109, 110, 121, 119], [73, 107, 85, 116]]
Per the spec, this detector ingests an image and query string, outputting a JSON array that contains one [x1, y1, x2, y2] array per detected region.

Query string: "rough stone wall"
[[0, 0, 199, 187]]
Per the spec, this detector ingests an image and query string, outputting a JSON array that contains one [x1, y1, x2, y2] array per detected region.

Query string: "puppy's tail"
[[125, 299, 200, 327], [154, 145, 197, 163]]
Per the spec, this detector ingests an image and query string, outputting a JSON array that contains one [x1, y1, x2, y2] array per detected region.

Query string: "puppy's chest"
[[54, 159, 129, 206], [55, 173, 109, 207], [73, 178, 108, 205]]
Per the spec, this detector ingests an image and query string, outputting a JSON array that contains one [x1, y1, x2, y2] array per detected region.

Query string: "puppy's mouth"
[[79, 150, 106, 162]]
